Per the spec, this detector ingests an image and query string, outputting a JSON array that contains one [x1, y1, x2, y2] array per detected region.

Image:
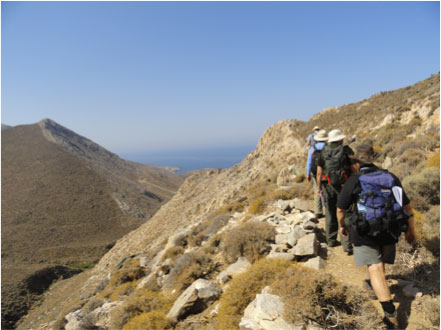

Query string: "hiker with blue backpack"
[[336, 142, 416, 329], [306, 129, 328, 217], [316, 129, 355, 255]]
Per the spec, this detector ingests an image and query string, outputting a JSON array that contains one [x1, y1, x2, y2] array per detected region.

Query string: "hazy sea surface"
[[120, 146, 255, 174]]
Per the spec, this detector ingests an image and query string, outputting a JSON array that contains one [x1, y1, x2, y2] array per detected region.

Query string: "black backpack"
[[322, 144, 350, 186], [310, 146, 321, 176]]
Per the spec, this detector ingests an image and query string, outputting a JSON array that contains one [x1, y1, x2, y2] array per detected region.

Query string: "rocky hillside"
[[18, 74, 440, 330], [2, 120, 184, 329]]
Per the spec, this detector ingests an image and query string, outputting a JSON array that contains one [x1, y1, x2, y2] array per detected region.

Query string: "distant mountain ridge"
[[1, 119, 184, 329]]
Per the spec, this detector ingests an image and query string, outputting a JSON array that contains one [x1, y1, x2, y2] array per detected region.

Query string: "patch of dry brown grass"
[[221, 221, 276, 263], [213, 258, 292, 330], [271, 265, 385, 330]]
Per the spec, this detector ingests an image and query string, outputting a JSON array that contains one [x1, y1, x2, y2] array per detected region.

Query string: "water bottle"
[[357, 202, 366, 218]]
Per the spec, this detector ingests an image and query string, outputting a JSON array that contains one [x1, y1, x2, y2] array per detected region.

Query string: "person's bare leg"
[[368, 262, 391, 301]]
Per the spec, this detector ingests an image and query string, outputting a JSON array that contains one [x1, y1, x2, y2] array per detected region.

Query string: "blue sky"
[[2, 1, 439, 153]]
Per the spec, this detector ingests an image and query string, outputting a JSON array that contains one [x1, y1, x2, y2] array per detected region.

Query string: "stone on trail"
[[294, 233, 319, 257], [291, 198, 312, 212], [302, 256, 326, 270], [239, 293, 297, 330], [166, 279, 221, 324], [267, 251, 295, 261]]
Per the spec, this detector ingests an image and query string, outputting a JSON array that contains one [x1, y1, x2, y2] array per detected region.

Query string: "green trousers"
[[312, 176, 323, 215], [323, 184, 352, 252]]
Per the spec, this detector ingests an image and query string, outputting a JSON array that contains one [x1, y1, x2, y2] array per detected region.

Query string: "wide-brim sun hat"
[[313, 126, 320, 131], [314, 130, 328, 141], [327, 129, 346, 143], [349, 143, 381, 164]]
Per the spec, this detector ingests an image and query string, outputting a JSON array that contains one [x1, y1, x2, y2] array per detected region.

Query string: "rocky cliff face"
[[17, 74, 440, 330]]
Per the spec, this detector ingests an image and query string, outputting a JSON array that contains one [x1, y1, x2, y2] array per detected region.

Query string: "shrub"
[[108, 258, 146, 288], [221, 221, 276, 263], [215, 201, 246, 215], [83, 297, 105, 313], [187, 215, 230, 247], [403, 167, 440, 211], [271, 265, 385, 330], [214, 258, 291, 329], [395, 148, 426, 169], [110, 289, 175, 329], [423, 297, 440, 327], [163, 251, 216, 291], [161, 246, 185, 261], [123, 311, 171, 330], [248, 196, 268, 215], [108, 281, 137, 301], [426, 151, 440, 168]]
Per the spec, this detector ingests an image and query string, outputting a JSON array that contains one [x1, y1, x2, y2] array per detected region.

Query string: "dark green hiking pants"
[[323, 184, 352, 252]]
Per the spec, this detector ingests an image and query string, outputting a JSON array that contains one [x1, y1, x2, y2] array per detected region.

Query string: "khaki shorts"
[[354, 244, 396, 266]]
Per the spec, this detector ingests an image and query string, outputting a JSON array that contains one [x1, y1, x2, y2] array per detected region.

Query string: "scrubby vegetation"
[[272, 265, 385, 329], [221, 221, 276, 263], [214, 258, 291, 329], [163, 250, 217, 292], [110, 289, 175, 329]]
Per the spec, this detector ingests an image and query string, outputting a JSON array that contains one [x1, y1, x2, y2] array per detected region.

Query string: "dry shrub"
[[82, 297, 105, 313], [108, 282, 137, 301], [403, 167, 440, 211], [123, 310, 171, 330], [110, 289, 175, 329], [221, 221, 276, 263], [426, 151, 440, 168], [214, 258, 291, 330], [161, 246, 185, 261], [215, 201, 246, 215], [423, 297, 440, 327], [248, 196, 268, 215], [187, 215, 230, 247], [108, 258, 146, 288], [163, 251, 216, 292], [271, 265, 385, 330], [421, 206, 440, 256], [396, 148, 426, 169]]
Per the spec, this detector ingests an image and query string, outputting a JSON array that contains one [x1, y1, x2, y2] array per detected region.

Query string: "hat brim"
[[328, 134, 346, 143], [349, 151, 381, 164]]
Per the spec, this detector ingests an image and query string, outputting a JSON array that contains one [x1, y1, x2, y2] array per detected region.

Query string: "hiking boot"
[[384, 310, 399, 329], [345, 248, 353, 256], [363, 279, 378, 300]]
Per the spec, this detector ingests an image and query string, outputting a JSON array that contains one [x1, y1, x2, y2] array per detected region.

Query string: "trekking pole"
[[320, 191, 325, 207]]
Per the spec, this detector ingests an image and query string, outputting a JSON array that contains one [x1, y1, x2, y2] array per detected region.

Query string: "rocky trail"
[[318, 217, 435, 330]]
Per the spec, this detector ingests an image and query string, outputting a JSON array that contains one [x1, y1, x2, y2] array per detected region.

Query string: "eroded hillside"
[[2, 121, 183, 329], [18, 74, 440, 330]]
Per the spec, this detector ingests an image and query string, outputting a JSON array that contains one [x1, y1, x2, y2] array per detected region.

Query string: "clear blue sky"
[[2, 1, 439, 153]]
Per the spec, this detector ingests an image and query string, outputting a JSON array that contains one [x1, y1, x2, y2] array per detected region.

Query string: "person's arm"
[[337, 208, 348, 238], [316, 166, 323, 193], [403, 204, 416, 245], [306, 147, 313, 182]]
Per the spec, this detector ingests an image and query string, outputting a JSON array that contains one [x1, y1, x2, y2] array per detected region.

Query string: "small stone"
[[303, 256, 326, 270], [267, 251, 295, 261], [294, 233, 319, 257]]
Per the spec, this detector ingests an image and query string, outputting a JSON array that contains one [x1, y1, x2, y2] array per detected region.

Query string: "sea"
[[120, 145, 255, 174]]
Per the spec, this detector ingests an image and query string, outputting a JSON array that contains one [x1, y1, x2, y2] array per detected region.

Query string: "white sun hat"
[[327, 129, 346, 143]]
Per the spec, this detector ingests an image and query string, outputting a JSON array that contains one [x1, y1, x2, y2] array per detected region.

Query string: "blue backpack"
[[355, 169, 409, 241]]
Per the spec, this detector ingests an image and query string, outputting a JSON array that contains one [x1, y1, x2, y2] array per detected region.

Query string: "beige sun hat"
[[349, 143, 381, 164], [313, 130, 328, 141], [327, 129, 346, 143], [313, 126, 320, 131]]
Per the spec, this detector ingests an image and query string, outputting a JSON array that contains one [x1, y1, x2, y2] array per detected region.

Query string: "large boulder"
[[166, 279, 222, 324], [239, 292, 296, 330]]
